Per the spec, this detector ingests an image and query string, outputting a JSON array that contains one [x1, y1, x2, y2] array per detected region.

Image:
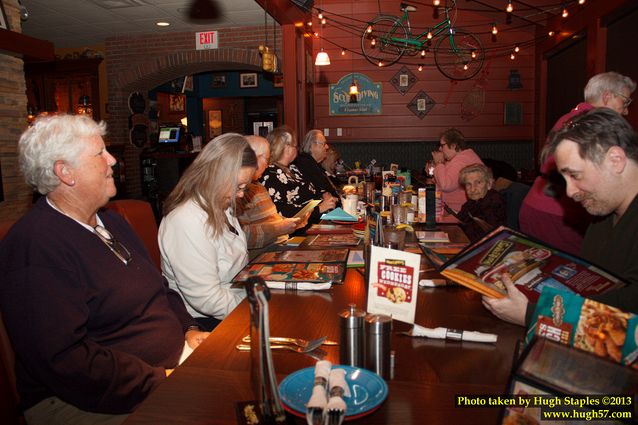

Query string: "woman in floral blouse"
[[260, 126, 337, 225]]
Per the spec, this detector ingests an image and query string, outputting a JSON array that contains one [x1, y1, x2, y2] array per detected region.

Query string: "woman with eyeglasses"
[[430, 128, 483, 221], [260, 126, 337, 226], [159, 133, 256, 332], [293, 129, 340, 198], [0, 114, 208, 425]]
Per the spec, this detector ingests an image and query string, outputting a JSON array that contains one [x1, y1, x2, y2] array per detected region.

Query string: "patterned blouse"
[[259, 163, 322, 224]]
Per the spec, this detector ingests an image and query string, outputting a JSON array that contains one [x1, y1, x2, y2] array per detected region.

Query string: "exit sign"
[[195, 31, 219, 50]]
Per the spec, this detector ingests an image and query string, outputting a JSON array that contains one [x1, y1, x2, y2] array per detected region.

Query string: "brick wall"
[[0, 0, 31, 220], [105, 26, 281, 198]]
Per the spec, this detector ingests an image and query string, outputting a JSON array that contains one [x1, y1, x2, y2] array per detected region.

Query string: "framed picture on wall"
[[209, 110, 222, 138], [240, 73, 258, 88], [0, 2, 8, 30], [169, 94, 185, 112], [211, 74, 227, 88]]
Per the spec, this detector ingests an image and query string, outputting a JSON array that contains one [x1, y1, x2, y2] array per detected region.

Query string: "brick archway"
[[106, 29, 272, 197]]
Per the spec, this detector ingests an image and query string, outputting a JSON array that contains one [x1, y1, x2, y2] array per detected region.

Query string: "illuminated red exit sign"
[[195, 31, 219, 50]]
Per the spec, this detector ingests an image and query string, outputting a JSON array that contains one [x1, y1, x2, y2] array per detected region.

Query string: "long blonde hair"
[[163, 133, 257, 237], [267, 125, 295, 165]]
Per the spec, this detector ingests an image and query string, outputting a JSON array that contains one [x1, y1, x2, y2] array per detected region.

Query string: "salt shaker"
[[339, 304, 366, 367], [364, 313, 392, 379]]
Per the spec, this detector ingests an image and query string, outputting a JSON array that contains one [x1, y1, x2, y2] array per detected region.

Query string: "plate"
[[279, 365, 388, 421], [332, 219, 360, 225]]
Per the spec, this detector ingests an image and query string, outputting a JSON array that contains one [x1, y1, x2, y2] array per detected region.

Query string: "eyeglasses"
[[614, 92, 633, 108], [94, 225, 132, 265], [313, 141, 328, 147]]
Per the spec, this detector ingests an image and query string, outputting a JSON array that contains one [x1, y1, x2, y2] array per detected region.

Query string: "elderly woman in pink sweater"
[[431, 128, 483, 222]]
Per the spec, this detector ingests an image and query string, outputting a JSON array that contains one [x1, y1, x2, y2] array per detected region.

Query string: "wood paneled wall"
[[310, 0, 536, 143]]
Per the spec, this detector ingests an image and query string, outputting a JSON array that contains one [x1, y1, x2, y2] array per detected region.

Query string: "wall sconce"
[[76, 95, 93, 117], [180, 116, 188, 130]]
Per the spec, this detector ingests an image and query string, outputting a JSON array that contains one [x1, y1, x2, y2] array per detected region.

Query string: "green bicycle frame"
[[381, 9, 459, 52]]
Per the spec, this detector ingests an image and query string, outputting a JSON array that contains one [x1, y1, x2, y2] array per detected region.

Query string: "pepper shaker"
[[339, 304, 366, 367], [364, 313, 392, 379]]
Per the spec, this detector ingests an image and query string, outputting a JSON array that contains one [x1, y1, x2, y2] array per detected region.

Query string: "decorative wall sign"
[[407, 90, 435, 119], [504, 102, 523, 125], [390, 66, 417, 95], [508, 69, 523, 90], [329, 73, 382, 116]]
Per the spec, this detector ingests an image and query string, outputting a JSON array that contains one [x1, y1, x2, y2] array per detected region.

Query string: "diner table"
[[123, 225, 525, 425]]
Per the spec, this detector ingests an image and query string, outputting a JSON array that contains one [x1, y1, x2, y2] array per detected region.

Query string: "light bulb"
[[318, 12, 323, 19], [349, 81, 359, 95], [578, 0, 585, 3], [314, 32, 319, 38], [492, 24, 498, 35], [463, 64, 468, 70], [341, 49, 346, 56], [506, 1, 513, 13], [418, 65, 423, 72], [371, 38, 376, 46], [562, 7, 568, 18], [366, 25, 373, 33], [378, 61, 383, 67], [321, 18, 326, 25], [427, 31, 433, 39], [307, 21, 312, 26], [510, 53, 515, 60], [433, 0, 440, 5], [514, 45, 520, 53], [471, 50, 477, 59], [421, 50, 426, 57], [548, 30, 555, 36]]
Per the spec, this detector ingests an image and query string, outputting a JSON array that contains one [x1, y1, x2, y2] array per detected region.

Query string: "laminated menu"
[[437, 226, 625, 302], [306, 233, 361, 247], [253, 249, 349, 264], [233, 249, 348, 285], [233, 262, 346, 285], [526, 286, 638, 367]]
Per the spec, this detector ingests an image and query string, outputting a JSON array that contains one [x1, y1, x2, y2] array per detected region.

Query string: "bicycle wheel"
[[361, 15, 409, 67], [434, 30, 484, 80]]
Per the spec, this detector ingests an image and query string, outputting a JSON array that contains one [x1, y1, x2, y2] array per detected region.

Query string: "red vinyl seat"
[[105, 200, 161, 270]]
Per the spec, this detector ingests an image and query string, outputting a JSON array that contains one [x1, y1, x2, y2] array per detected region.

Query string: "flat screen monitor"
[[158, 126, 182, 145]]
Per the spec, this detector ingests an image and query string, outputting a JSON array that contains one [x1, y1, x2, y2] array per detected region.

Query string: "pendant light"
[[314, 1, 330, 66]]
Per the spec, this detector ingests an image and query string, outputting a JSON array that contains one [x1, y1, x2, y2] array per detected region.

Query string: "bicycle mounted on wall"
[[361, 0, 485, 80]]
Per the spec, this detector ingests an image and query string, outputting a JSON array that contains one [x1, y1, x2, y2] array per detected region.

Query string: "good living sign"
[[329, 73, 382, 116]]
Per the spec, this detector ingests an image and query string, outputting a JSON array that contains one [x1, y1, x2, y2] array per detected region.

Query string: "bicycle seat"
[[400, 3, 417, 12]]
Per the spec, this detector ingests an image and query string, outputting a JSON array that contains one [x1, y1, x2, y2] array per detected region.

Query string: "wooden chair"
[[104, 200, 161, 270], [0, 314, 22, 425]]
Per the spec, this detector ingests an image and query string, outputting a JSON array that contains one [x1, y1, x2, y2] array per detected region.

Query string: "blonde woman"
[[260, 126, 336, 225], [159, 133, 257, 331]]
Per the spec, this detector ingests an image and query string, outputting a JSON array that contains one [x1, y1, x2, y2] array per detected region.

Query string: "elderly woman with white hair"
[[293, 129, 339, 197], [456, 163, 506, 242], [0, 114, 207, 425]]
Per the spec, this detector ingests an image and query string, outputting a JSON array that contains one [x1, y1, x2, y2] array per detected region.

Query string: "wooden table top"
[[123, 225, 525, 425]]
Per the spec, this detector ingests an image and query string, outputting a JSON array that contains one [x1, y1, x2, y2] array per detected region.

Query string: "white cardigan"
[[159, 200, 248, 320]]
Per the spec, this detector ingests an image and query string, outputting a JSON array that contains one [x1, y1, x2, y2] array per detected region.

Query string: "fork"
[[241, 335, 332, 348], [236, 340, 326, 353], [325, 385, 345, 425]]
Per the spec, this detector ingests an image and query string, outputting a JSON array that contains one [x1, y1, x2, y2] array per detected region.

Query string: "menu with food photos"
[[527, 286, 638, 367], [233, 249, 347, 285], [437, 226, 625, 302], [252, 249, 349, 264], [366, 245, 420, 324]]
